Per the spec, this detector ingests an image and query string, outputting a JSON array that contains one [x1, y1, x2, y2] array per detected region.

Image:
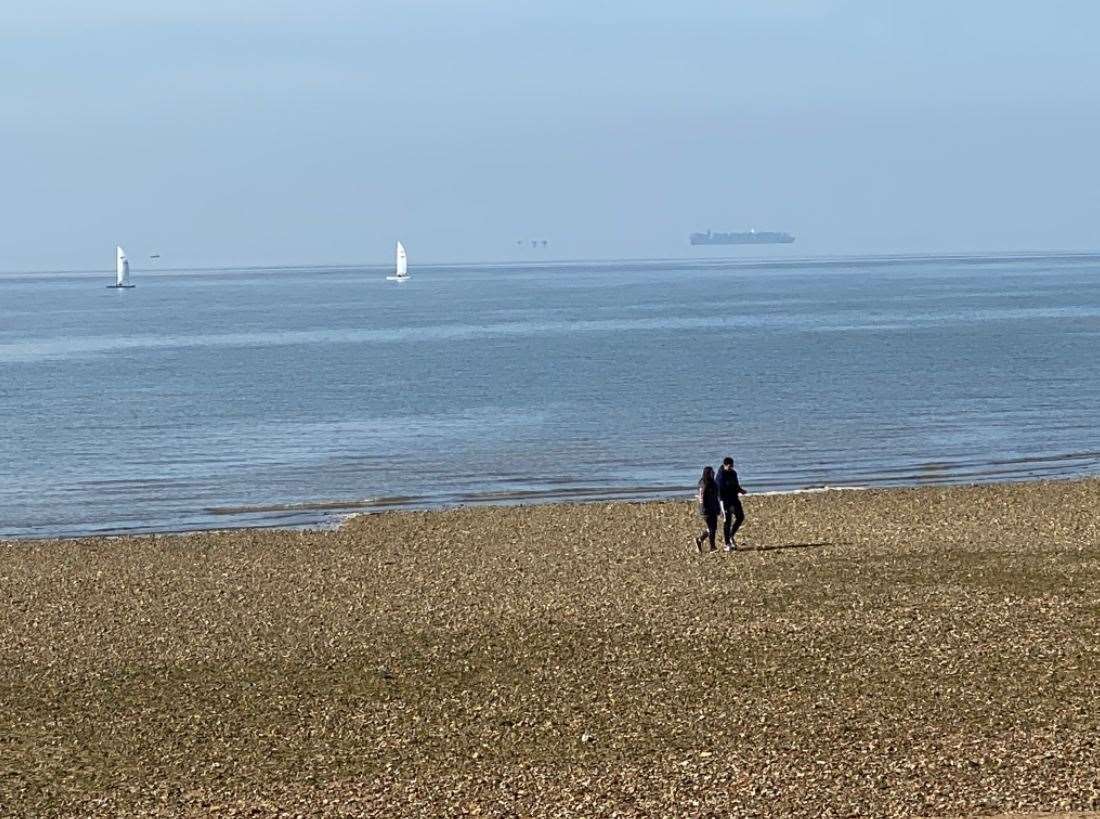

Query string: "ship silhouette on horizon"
[[690, 229, 795, 245]]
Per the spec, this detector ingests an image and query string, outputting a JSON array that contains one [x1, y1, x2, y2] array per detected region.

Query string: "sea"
[[1, 253, 1098, 539]]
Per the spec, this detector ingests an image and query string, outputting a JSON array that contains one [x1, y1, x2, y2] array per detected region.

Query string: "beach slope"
[[2, 481, 1098, 816]]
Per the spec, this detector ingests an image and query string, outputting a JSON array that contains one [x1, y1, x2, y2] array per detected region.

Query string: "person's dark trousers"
[[723, 499, 745, 544], [699, 512, 718, 549]]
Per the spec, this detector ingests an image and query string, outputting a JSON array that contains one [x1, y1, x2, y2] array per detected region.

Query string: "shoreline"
[[3, 473, 1097, 543]]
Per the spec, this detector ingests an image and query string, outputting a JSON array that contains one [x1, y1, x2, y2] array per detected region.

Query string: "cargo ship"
[[690, 229, 795, 245]]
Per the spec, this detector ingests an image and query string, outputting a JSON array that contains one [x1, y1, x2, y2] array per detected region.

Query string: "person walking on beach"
[[695, 465, 720, 553], [716, 456, 748, 551]]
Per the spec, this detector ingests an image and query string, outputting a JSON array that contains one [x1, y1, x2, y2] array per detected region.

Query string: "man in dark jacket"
[[716, 456, 747, 550]]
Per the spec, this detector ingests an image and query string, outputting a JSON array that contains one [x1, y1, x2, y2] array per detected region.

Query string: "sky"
[[3, 0, 1100, 269]]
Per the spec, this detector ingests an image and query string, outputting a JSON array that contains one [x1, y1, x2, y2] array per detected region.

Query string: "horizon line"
[[3, 246, 1100, 277]]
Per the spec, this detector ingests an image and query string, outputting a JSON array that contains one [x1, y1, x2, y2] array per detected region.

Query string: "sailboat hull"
[[385, 276, 409, 282], [107, 284, 136, 289]]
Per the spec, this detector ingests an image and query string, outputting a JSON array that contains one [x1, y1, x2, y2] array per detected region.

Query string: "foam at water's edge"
[[752, 485, 870, 496]]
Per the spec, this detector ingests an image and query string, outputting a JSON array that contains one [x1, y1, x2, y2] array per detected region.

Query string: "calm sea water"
[[1, 254, 1098, 538]]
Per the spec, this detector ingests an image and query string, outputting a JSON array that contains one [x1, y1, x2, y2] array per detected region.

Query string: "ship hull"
[[690, 231, 795, 245]]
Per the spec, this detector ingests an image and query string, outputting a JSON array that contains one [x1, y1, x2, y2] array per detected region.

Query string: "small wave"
[[752, 485, 870, 496], [205, 497, 411, 515]]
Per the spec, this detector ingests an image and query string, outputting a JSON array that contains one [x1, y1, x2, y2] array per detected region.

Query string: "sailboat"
[[386, 241, 409, 282], [107, 246, 135, 289]]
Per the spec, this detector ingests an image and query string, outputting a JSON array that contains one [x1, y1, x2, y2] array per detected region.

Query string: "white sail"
[[116, 246, 130, 286], [395, 241, 408, 278]]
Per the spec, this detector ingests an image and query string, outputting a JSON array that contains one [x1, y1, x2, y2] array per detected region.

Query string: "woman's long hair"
[[698, 465, 715, 488]]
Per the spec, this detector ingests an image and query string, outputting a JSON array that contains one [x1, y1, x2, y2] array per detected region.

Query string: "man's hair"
[[722, 456, 734, 466]]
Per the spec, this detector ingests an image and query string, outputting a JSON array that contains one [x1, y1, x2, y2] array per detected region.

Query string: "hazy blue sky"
[[3, 1, 1100, 269]]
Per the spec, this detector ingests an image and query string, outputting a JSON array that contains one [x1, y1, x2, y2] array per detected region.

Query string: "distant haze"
[[3, 1, 1100, 270]]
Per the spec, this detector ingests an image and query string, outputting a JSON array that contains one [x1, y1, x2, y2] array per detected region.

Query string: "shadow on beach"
[[738, 541, 836, 552]]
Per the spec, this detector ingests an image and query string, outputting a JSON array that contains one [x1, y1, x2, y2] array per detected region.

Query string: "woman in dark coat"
[[695, 465, 720, 552]]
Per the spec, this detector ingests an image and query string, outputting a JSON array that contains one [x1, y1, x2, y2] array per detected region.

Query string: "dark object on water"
[[690, 229, 795, 245]]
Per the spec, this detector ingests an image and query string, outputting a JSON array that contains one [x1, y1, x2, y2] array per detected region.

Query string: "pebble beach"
[[2, 480, 1098, 817]]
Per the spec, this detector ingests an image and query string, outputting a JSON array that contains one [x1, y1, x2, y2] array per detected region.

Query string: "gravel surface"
[[2, 480, 1098, 817]]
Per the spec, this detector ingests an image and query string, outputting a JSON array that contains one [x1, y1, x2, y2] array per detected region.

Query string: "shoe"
[[723, 542, 734, 552], [730, 538, 738, 550]]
